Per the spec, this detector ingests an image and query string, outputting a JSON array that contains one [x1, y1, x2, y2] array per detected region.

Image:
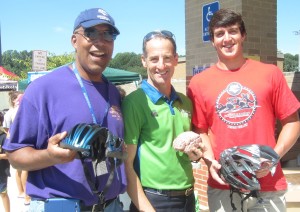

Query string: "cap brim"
[[81, 20, 120, 35]]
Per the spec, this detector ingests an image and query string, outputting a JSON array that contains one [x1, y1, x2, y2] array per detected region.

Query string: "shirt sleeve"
[[271, 67, 300, 120], [122, 95, 143, 145]]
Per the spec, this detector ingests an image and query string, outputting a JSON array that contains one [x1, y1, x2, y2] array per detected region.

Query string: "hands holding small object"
[[255, 159, 274, 178], [173, 131, 206, 162], [47, 131, 78, 164]]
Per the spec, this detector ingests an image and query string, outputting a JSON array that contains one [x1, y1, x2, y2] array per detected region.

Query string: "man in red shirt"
[[188, 8, 300, 211]]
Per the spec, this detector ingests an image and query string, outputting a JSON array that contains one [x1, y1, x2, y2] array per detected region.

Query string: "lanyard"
[[72, 63, 110, 125]]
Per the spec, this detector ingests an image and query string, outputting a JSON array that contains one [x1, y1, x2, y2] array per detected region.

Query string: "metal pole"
[[0, 23, 2, 66], [293, 30, 300, 71]]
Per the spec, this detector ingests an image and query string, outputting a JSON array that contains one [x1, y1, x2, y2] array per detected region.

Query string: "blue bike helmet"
[[60, 123, 103, 155], [219, 144, 280, 191], [61, 123, 127, 161]]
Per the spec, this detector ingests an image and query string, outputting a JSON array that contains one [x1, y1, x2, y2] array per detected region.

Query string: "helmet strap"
[[229, 187, 262, 212], [79, 154, 116, 211], [230, 187, 240, 211]]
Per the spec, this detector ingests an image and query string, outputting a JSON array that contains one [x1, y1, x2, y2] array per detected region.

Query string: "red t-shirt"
[[188, 59, 300, 191]]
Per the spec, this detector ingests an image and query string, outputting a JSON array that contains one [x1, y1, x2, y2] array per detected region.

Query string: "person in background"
[[0, 112, 4, 127], [0, 126, 10, 212], [3, 8, 126, 212], [188, 8, 300, 211], [16, 168, 30, 205], [122, 30, 204, 212], [2, 91, 30, 206], [116, 85, 126, 101], [2, 90, 23, 132]]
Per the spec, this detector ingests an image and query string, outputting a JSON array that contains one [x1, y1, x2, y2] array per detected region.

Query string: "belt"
[[143, 187, 194, 197], [80, 197, 117, 212]]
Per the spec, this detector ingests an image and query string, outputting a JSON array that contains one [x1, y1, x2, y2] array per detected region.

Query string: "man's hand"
[[6, 131, 78, 171], [47, 132, 77, 164], [186, 142, 207, 161], [203, 158, 227, 185], [255, 160, 272, 178], [173, 131, 206, 161]]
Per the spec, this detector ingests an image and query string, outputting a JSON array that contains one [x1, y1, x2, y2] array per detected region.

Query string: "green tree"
[[2, 50, 32, 77], [2, 50, 76, 79], [47, 52, 75, 70], [283, 53, 299, 72], [2, 50, 147, 79], [109, 52, 146, 78]]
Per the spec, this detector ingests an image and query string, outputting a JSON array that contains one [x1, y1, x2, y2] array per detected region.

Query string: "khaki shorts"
[[208, 186, 286, 212]]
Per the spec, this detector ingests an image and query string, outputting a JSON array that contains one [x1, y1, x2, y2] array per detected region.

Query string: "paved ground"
[[284, 168, 300, 212], [0, 167, 29, 212]]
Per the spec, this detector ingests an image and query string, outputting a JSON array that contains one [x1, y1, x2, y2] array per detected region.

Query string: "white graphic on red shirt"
[[215, 82, 259, 129]]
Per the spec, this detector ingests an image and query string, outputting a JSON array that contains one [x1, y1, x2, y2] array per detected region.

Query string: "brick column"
[[193, 161, 209, 208]]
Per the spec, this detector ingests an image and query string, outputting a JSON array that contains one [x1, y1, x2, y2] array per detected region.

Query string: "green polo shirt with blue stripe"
[[122, 80, 194, 190]]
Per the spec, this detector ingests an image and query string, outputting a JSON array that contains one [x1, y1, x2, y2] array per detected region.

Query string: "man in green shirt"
[[122, 30, 204, 212]]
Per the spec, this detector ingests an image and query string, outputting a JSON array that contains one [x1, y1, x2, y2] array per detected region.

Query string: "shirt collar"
[[141, 80, 181, 104]]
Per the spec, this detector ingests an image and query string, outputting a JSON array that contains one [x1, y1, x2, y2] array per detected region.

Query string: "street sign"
[[28, 71, 51, 83], [0, 81, 18, 90], [193, 65, 210, 76], [202, 1, 220, 42], [32, 50, 47, 71]]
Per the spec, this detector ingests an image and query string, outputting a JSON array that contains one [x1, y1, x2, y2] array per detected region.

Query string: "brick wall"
[[280, 72, 300, 162], [193, 161, 209, 208]]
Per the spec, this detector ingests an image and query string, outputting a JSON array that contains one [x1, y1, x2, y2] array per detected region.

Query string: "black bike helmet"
[[219, 144, 280, 191]]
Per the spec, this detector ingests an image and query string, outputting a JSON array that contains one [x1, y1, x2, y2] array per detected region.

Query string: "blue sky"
[[0, 0, 298, 57], [277, 0, 300, 55], [0, 0, 185, 56]]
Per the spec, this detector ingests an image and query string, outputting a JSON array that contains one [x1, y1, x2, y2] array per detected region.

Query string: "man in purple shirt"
[[3, 8, 126, 212]]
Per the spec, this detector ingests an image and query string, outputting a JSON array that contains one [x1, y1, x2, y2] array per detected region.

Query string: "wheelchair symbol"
[[206, 7, 213, 22]]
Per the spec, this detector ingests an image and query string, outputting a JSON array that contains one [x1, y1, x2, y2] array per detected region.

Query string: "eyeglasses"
[[74, 28, 117, 42], [143, 30, 176, 43]]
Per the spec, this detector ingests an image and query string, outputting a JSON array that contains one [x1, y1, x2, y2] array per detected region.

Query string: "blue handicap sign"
[[202, 1, 220, 42]]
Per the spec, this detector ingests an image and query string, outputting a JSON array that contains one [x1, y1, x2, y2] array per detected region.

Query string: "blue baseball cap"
[[73, 8, 120, 35]]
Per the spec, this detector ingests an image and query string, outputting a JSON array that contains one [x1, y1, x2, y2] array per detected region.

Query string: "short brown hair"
[[209, 9, 246, 41]]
